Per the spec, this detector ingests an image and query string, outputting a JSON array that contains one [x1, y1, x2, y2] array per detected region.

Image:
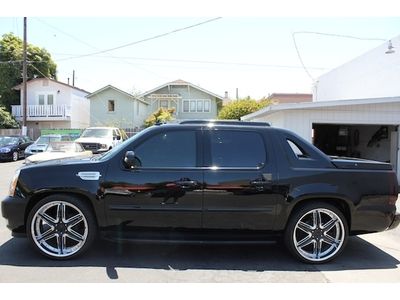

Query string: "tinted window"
[[209, 130, 266, 168], [287, 139, 308, 158], [135, 130, 196, 168]]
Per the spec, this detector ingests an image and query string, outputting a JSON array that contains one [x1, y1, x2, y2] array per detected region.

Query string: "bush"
[[144, 108, 175, 127], [0, 105, 18, 128], [218, 98, 272, 120]]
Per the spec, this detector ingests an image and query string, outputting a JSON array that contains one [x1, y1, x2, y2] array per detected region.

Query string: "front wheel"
[[12, 151, 18, 161], [27, 195, 97, 259], [284, 202, 348, 264]]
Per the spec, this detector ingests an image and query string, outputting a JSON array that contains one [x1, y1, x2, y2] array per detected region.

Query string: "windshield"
[[80, 128, 112, 138], [97, 127, 152, 161], [36, 136, 62, 145], [46, 142, 84, 153], [0, 136, 19, 146]]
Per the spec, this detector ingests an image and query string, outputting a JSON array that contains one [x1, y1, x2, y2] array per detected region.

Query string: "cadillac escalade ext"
[[2, 120, 399, 263]]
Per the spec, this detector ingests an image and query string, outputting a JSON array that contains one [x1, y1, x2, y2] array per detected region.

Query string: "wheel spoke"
[[323, 234, 340, 247], [56, 234, 67, 255], [66, 214, 83, 228], [296, 235, 314, 248], [313, 239, 323, 259], [38, 213, 57, 226], [297, 221, 313, 234], [313, 210, 322, 228], [322, 218, 338, 233], [57, 203, 66, 222], [66, 228, 84, 242], [37, 228, 57, 243]]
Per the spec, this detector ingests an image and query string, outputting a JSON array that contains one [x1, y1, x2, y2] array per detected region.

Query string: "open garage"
[[242, 97, 400, 182]]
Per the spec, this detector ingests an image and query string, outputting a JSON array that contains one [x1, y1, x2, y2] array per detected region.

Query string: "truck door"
[[202, 128, 279, 230]]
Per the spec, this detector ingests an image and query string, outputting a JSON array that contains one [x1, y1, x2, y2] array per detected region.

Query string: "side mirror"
[[124, 151, 141, 169]]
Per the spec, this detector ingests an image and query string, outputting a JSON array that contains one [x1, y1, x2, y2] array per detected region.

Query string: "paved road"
[[0, 160, 399, 282]]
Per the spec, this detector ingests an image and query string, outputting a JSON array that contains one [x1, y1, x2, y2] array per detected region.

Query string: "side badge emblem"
[[76, 172, 102, 181]]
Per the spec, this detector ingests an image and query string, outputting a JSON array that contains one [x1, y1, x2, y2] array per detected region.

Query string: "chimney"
[[224, 91, 228, 99], [67, 78, 70, 85]]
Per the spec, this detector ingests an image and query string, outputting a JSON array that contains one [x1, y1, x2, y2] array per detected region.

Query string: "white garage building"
[[242, 35, 400, 182]]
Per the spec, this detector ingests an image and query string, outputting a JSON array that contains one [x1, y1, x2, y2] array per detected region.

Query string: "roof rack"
[[179, 120, 270, 127]]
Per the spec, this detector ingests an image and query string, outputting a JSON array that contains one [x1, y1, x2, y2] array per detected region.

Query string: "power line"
[[292, 31, 388, 82], [53, 53, 328, 71], [33, 17, 170, 80], [56, 17, 222, 62]]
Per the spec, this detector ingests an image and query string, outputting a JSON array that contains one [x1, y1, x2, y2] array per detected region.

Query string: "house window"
[[204, 100, 210, 112], [183, 100, 190, 112], [183, 99, 211, 113], [108, 100, 115, 112], [190, 100, 196, 112], [38, 94, 56, 105], [197, 100, 203, 112], [47, 94, 54, 105], [38, 95, 45, 105]]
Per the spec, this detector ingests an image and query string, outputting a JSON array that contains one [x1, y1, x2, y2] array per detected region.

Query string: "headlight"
[[0, 148, 11, 153], [100, 144, 107, 149], [9, 169, 20, 197]]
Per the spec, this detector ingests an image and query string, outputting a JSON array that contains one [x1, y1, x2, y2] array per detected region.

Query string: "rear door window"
[[208, 130, 266, 168]]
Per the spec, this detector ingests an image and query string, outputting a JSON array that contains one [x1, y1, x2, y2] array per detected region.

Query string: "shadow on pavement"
[[0, 235, 398, 279]]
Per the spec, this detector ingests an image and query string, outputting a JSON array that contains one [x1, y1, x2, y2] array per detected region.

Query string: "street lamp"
[[385, 40, 395, 54]]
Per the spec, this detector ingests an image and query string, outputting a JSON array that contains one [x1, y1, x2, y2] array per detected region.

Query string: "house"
[[265, 93, 312, 104], [242, 35, 400, 182], [86, 85, 149, 129], [141, 79, 223, 120], [12, 78, 90, 130]]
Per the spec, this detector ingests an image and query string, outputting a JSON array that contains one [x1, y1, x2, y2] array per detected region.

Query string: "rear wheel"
[[27, 195, 97, 259], [284, 202, 348, 264]]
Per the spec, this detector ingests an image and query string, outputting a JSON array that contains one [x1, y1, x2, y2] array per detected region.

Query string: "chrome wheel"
[[12, 151, 18, 161], [30, 201, 88, 258], [293, 208, 345, 262]]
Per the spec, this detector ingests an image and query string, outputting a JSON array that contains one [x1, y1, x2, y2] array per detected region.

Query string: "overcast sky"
[[1, 15, 399, 99]]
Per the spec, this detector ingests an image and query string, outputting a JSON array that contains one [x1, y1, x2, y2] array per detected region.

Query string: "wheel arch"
[[24, 191, 99, 229], [285, 196, 353, 232]]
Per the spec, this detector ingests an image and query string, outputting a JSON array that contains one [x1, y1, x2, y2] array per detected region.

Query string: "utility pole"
[[22, 17, 27, 136]]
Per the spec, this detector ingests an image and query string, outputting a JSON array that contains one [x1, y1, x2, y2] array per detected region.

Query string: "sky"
[[1, 15, 400, 100]]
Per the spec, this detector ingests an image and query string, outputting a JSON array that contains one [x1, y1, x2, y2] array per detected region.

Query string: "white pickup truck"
[[75, 127, 127, 153]]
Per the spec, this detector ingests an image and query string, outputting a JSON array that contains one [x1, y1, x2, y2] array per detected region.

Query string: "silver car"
[[24, 134, 71, 157]]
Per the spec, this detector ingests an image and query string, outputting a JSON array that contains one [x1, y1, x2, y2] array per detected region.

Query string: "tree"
[[218, 97, 272, 120], [0, 105, 18, 128], [144, 108, 175, 127], [0, 33, 57, 111]]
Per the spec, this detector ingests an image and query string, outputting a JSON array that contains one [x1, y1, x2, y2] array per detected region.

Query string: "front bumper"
[[1, 196, 27, 237], [388, 212, 400, 230], [0, 152, 12, 160]]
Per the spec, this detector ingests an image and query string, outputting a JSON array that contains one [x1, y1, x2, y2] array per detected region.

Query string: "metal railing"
[[11, 105, 70, 118]]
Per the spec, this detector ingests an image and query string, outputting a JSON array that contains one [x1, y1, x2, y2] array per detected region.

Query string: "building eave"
[[241, 96, 400, 120]]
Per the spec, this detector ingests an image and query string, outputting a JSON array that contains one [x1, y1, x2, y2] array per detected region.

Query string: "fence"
[[0, 127, 143, 140]]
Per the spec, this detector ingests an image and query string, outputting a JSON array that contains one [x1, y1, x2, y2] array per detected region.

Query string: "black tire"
[[284, 202, 348, 264], [12, 151, 18, 162], [26, 194, 97, 260]]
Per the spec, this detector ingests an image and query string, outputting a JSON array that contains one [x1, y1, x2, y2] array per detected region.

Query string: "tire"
[[26, 194, 97, 260], [12, 151, 18, 162], [284, 202, 348, 264]]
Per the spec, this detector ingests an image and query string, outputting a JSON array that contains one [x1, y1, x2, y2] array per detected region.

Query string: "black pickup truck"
[[2, 120, 399, 263]]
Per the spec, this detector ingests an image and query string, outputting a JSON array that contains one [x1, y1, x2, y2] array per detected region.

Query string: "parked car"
[[0, 135, 33, 161], [1, 120, 399, 263], [75, 127, 127, 154], [24, 141, 93, 165], [25, 134, 71, 157]]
